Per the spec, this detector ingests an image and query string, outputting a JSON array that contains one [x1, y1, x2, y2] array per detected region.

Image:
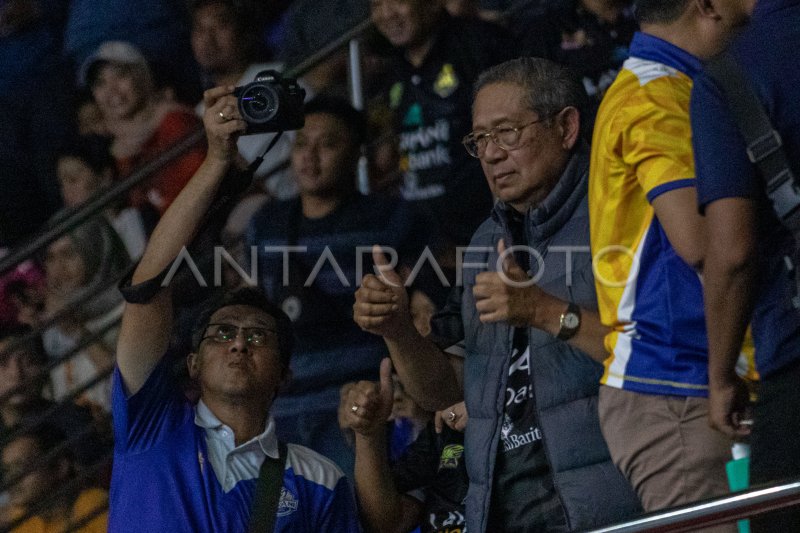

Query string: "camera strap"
[[247, 441, 287, 533], [706, 53, 800, 308], [244, 131, 285, 180]]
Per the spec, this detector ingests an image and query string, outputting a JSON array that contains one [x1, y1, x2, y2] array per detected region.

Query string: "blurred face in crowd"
[[0, 338, 42, 408], [370, 0, 439, 51], [91, 63, 153, 121], [291, 112, 359, 199], [1, 437, 62, 508], [470, 82, 578, 212], [57, 156, 110, 208], [45, 236, 87, 296], [191, 2, 244, 73], [188, 306, 286, 404]]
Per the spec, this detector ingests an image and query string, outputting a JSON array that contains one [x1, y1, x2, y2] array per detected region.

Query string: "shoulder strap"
[[705, 53, 800, 223], [248, 441, 288, 533]]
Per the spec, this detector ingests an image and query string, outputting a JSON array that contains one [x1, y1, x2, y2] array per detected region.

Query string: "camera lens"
[[238, 84, 279, 124]]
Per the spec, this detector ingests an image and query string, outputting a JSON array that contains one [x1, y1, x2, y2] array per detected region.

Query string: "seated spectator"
[[40, 218, 131, 413], [247, 94, 439, 476], [0, 424, 108, 533], [0, 326, 109, 472], [514, 0, 637, 105], [56, 135, 148, 260], [108, 86, 361, 530], [191, 0, 304, 200], [63, 0, 201, 103], [370, 0, 511, 278], [342, 358, 469, 533], [80, 41, 207, 217]]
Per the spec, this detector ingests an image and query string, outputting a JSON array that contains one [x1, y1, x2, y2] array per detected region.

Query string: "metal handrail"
[[0, 127, 205, 276], [283, 18, 373, 80], [585, 480, 800, 532], [0, 16, 375, 278]]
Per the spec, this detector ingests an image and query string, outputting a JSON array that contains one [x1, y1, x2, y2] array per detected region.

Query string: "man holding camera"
[[109, 85, 360, 532]]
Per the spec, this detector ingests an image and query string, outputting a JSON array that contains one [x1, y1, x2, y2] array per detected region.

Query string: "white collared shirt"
[[194, 400, 279, 492]]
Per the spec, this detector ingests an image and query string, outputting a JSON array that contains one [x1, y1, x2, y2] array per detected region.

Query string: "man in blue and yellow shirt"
[[589, 0, 753, 515]]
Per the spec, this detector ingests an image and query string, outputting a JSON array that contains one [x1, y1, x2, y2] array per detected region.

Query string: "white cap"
[[79, 41, 150, 87]]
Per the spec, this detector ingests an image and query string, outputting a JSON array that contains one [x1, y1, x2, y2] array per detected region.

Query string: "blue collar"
[[629, 31, 702, 78]]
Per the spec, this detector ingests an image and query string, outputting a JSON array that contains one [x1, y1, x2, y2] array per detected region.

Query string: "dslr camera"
[[234, 70, 306, 135]]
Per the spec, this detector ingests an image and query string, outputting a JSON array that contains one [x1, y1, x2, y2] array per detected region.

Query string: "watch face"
[[563, 312, 580, 329]]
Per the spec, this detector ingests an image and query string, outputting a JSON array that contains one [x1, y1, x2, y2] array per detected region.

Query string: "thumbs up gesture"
[[353, 246, 415, 339], [341, 358, 395, 438], [473, 239, 543, 327]]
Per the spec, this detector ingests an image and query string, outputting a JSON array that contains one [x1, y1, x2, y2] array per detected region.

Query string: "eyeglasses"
[[199, 323, 277, 347], [462, 117, 550, 159]]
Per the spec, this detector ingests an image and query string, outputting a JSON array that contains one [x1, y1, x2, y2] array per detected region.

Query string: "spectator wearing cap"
[[81, 41, 207, 218], [63, 0, 201, 102], [246, 94, 437, 477]]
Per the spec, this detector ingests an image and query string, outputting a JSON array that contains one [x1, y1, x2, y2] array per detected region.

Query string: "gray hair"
[[473, 57, 588, 127]]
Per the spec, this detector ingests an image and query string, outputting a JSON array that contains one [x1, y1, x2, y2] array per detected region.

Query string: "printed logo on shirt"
[[389, 82, 404, 109], [276, 487, 299, 517], [501, 420, 543, 452], [433, 63, 459, 98], [403, 103, 423, 127], [438, 444, 465, 470], [281, 295, 302, 322], [430, 510, 466, 532]]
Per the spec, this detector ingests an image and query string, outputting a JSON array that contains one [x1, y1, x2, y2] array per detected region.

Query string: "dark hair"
[[56, 135, 116, 178], [303, 94, 368, 147], [190, 0, 264, 63], [474, 57, 588, 131], [190, 288, 293, 367], [633, 0, 692, 24], [0, 325, 46, 366]]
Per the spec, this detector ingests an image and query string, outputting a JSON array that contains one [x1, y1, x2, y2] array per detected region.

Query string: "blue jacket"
[[433, 146, 641, 531]]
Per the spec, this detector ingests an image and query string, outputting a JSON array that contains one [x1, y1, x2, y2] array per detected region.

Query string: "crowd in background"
[[1, 0, 798, 531]]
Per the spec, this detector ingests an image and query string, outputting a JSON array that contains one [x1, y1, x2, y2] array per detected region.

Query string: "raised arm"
[[116, 86, 245, 394], [342, 358, 424, 533], [473, 240, 610, 363], [354, 247, 461, 411]]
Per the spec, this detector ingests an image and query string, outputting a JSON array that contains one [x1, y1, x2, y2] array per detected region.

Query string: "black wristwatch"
[[556, 302, 581, 340]]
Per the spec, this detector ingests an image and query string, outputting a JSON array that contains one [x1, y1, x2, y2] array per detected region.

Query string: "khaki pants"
[[599, 386, 737, 532]]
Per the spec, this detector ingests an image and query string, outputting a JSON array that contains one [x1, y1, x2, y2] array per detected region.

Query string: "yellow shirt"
[[11, 488, 108, 533]]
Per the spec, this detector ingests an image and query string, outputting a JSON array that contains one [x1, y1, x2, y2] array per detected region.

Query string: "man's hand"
[[709, 376, 752, 438], [353, 246, 415, 339], [435, 401, 468, 434], [342, 358, 394, 438], [202, 86, 246, 165], [473, 239, 543, 326]]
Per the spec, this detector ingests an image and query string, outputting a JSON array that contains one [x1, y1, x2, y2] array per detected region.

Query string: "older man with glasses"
[[353, 57, 640, 533]]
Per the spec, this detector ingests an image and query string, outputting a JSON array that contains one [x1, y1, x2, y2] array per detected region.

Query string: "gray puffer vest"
[[457, 146, 641, 532]]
